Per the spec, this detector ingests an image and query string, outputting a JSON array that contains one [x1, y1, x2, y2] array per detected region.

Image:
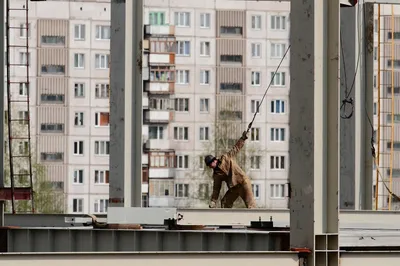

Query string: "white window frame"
[[252, 184, 260, 199], [176, 70, 189, 84], [74, 53, 85, 68], [251, 71, 261, 86], [271, 72, 286, 86], [73, 169, 84, 184], [250, 128, 260, 142], [74, 83, 85, 97], [250, 156, 261, 170], [175, 183, 189, 198], [18, 111, 29, 125], [271, 99, 285, 114], [74, 24, 86, 40], [200, 70, 210, 85], [95, 83, 109, 98], [94, 170, 109, 184], [200, 13, 210, 28], [199, 126, 209, 141], [270, 15, 287, 30], [175, 98, 189, 112], [270, 184, 285, 199], [73, 141, 84, 155], [149, 126, 164, 140], [270, 128, 285, 141], [72, 198, 83, 213], [174, 126, 189, 141], [270, 155, 285, 170], [175, 12, 191, 27], [200, 41, 210, 56], [94, 140, 110, 156], [19, 82, 28, 96], [19, 22, 31, 38], [95, 54, 110, 69], [251, 15, 261, 30], [251, 100, 260, 114], [251, 43, 261, 58], [94, 112, 110, 127], [200, 98, 209, 113], [94, 199, 109, 213], [270, 43, 287, 58], [176, 41, 190, 56], [95, 25, 111, 40], [74, 112, 84, 126], [176, 155, 189, 169]]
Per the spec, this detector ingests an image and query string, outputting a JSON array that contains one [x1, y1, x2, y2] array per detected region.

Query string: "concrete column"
[[0, 0, 5, 226], [109, 0, 143, 208], [289, 1, 340, 265]]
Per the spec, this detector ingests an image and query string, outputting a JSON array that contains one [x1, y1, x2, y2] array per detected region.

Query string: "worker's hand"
[[241, 130, 249, 140], [209, 201, 217, 208]]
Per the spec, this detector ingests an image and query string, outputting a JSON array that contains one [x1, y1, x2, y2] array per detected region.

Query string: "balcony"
[[144, 110, 173, 123], [149, 54, 175, 65], [145, 82, 174, 94], [145, 139, 170, 150], [145, 25, 175, 36], [149, 196, 175, 207], [149, 168, 175, 178]]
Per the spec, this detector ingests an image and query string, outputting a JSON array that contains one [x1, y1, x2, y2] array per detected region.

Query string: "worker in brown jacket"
[[204, 131, 256, 209]]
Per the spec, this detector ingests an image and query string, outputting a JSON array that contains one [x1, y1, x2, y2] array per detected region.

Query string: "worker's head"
[[204, 155, 217, 169]]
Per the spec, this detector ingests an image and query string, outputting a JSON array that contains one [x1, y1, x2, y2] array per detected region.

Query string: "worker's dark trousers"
[[221, 181, 256, 208]]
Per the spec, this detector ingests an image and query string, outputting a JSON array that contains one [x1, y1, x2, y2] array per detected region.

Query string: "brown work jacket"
[[210, 137, 250, 202]]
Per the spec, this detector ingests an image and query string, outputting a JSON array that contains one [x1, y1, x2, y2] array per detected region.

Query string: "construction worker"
[[204, 131, 256, 209]]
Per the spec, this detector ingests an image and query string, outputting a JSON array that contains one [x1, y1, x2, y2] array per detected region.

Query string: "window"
[[175, 12, 190, 27], [18, 111, 29, 125], [175, 183, 189, 198], [149, 98, 172, 110], [19, 23, 31, 38], [251, 43, 261, 58], [40, 94, 65, 103], [176, 70, 189, 84], [271, 100, 285, 114], [270, 128, 285, 141], [95, 25, 111, 40], [73, 169, 84, 184], [251, 100, 260, 114], [220, 55, 242, 64], [149, 179, 174, 197], [74, 24, 86, 40], [386, 114, 400, 124], [95, 170, 110, 184], [388, 32, 400, 40], [251, 71, 261, 86], [174, 127, 189, 140], [19, 52, 30, 65], [176, 155, 189, 169], [41, 36, 65, 45], [252, 184, 260, 199], [73, 141, 84, 155], [250, 156, 261, 169], [40, 152, 63, 161], [18, 141, 29, 155], [200, 13, 210, 28], [149, 12, 166, 25], [200, 41, 210, 56], [200, 98, 209, 112], [94, 141, 110, 155], [94, 112, 110, 127], [94, 199, 109, 213], [373, 102, 377, 115], [176, 41, 190, 56], [74, 83, 84, 97], [200, 70, 210, 85], [270, 156, 285, 170], [271, 43, 287, 58], [200, 127, 209, 141], [198, 184, 210, 199], [95, 54, 109, 69], [251, 128, 260, 141], [199, 156, 205, 170], [386, 86, 400, 95], [220, 83, 242, 92], [149, 126, 164, 139], [95, 83, 109, 98], [74, 53, 85, 68], [41, 123, 64, 133], [270, 15, 287, 30], [270, 184, 285, 198], [271, 72, 286, 86], [174, 98, 189, 112], [387, 60, 400, 68], [72, 198, 83, 213], [74, 112, 84, 126], [41, 65, 65, 74], [251, 15, 261, 30], [19, 82, 28, 96], [220, 26, 242, 35]]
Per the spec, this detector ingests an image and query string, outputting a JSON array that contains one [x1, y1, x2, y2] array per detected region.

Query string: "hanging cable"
[[246, 44, 291, 133]]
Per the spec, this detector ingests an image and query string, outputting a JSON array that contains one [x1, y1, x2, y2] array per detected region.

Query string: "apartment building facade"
[[5, 0, 291, 213]]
